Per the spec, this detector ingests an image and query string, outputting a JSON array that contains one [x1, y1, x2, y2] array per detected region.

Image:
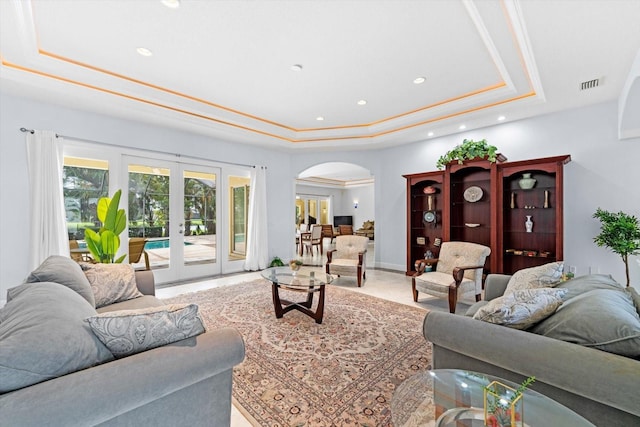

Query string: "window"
[[63, 156, 109, 240]]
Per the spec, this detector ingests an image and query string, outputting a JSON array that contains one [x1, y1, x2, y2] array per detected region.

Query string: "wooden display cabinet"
[[497, 155, 571, 274], [403, 170, 444, 274], [404, 154, 570, 276]]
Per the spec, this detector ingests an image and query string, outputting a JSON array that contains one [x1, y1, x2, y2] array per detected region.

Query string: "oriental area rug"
[[164, 279, 432, 426]]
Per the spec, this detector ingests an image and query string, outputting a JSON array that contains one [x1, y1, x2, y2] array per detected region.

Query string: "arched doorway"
[[295, 162, 375, 266]]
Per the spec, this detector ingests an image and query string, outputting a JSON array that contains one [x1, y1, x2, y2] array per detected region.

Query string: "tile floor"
[[156, 240, 474, 426]]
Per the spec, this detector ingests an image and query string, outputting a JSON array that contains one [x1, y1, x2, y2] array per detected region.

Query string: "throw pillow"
[[504, 261, 564, 294], [24, 255, 95, 307], [0, 282, 114, 393], [85, 304, 206, 358], [81, 263, 143, 308], [530, 288, 640, 357], [473, 288, 567, 330]]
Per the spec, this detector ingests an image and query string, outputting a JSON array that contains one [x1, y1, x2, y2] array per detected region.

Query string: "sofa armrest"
[[0, 328, 245, 427], [134, 270, 155, 296], [484, 274, 511, 300], [423, 311, 640, 419]]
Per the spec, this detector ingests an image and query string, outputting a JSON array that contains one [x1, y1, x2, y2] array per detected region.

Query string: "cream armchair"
[[325, 235, 369, 287], [412, 241, 490, 313]]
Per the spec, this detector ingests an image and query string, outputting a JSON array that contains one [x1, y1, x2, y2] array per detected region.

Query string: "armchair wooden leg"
[[412, 279, 418, 302], [448, 287, 458, 313], [356, 266, 363, 287]]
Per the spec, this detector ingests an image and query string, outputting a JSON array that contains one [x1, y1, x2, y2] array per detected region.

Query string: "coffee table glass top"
[[391, 369, 595, 427], [261, 267, 333, 288]]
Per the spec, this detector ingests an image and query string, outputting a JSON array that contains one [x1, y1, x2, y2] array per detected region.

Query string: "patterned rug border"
[[162, 278, 432, 426]]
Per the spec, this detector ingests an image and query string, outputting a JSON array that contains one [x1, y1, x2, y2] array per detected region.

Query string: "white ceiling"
[[1, 0, 639, 153]]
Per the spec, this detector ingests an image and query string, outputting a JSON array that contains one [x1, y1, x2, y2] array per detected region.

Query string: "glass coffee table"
[[261, 267, 333, 324], [391, 369, 595, 427]]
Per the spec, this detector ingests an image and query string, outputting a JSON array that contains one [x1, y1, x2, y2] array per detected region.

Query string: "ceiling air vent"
[[580, 78, 599, 91]]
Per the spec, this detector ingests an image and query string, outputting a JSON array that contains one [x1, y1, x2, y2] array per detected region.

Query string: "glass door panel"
[[128, 163, 171, 271], [229, 175, 249, 259], [183, 169, 217, 266], [125, 156, 221, 283]]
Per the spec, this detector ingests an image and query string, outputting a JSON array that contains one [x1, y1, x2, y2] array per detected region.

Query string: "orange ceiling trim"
[[38, 49, 296, 132], [1, 58, 298, 143], [298, 81, 507, 132], [4, 56, 535, 144], [39, 49, 509, 134], [291, 91, 538, 143]]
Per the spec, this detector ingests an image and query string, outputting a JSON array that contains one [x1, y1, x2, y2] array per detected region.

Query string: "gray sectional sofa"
[[423, 273, 640, 427], [0, 257, 245, 427]]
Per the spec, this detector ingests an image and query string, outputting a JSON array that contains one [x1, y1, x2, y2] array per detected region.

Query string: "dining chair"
[[302, 224, 323, 255]]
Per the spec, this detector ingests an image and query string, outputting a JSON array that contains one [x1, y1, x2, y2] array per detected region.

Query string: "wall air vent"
[[580, 79, 599, 90]]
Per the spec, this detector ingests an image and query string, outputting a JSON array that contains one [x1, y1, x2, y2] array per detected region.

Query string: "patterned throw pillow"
[[473, 288, 567, 329], [81, 263, 143, 308], [504, 262, 564, 294], [85, 304, 206, 358]]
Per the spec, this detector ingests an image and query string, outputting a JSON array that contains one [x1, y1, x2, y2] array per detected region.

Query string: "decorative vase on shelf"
[[525, 215, 533, 233], [518, 173, 536, 190]]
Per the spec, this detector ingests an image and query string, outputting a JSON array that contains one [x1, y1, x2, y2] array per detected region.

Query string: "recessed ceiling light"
[[357, 100, 367, 106], [290, 64, 303, 72], [427, 132, 434, 137], [497, 115, 506, 121], [161, 0, 180, 9], [459, 124, 466, 130], [136, 47, 153, 57], [316, 116, 325, 121], [413, 77, 426, 84]]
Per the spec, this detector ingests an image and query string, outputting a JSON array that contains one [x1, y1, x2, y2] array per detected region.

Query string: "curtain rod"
[[19, 127, 262, 169]]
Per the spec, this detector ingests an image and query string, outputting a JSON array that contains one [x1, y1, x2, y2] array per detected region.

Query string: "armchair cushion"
[[414, 271, 476, 299]]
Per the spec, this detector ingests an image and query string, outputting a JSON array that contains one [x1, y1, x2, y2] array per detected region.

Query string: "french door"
[[125, 156, 221, 283]]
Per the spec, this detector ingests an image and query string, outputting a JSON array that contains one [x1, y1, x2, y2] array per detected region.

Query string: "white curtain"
[[244, 166, 268, 270], [26, 130, 68, 269]]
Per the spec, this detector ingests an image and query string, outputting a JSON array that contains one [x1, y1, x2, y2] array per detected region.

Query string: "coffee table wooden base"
[[271, 283, 325, 324]]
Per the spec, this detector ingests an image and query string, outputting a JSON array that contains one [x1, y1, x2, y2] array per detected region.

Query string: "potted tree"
[[593, 208, 640, 287], [436, 139, 503, 170], [84, 189, 127, 263]]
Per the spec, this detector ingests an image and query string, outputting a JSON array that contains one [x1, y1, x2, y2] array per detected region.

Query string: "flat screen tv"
[[333, 215, 353, 226]]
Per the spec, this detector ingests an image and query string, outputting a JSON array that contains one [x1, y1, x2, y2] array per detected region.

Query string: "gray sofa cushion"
[[24, 255, 95, 307], [86, 304, 206, 358], [530, 288, 640, 357], [0, 282, 114, 393], [81, 263, 143, 308], [559, 273, 624, 300]]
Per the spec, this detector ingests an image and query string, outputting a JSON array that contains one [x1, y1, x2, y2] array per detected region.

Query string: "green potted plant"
[[436, 139, 500, 170], [84, 189, 127, 263], [593, 208, 640, 287], [268, 256, 285, 267]]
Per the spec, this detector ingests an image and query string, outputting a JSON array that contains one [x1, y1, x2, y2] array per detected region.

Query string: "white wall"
[[344, 185, 375, 230], [374, 101, 640, 289], [0, 92, 294, 297], [2, 91, 639, 297]]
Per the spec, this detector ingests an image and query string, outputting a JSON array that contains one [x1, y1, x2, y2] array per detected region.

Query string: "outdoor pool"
[[145, 239, 193, 250]]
